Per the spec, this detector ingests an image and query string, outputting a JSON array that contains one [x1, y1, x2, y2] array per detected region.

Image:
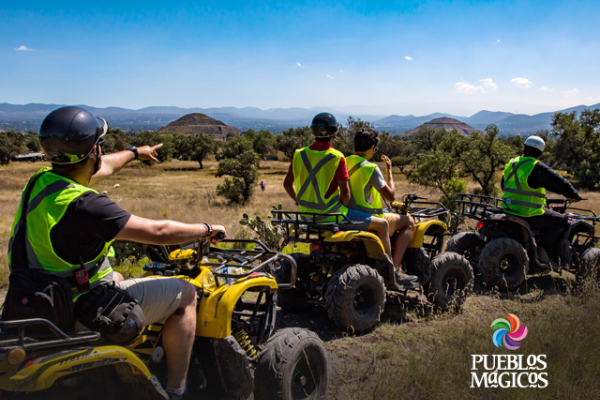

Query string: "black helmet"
[[39, 106, 108, 164], [310, 113, 338, 138]]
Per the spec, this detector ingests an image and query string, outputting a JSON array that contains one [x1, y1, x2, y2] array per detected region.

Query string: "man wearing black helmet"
[[7, 106, 226, 400], [284, 113, 415, 283]]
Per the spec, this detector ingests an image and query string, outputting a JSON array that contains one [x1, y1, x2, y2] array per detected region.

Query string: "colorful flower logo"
[[491, 313, 528, 350]]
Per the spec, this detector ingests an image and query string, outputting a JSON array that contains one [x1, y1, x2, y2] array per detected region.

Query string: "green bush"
[[216, 151, 260, 204]]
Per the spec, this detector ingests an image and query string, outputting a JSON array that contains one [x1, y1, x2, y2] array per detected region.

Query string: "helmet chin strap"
[[88, 145, 101, 175]]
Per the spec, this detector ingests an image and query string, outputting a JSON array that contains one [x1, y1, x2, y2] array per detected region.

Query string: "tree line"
[[1, 108, 598, 206]]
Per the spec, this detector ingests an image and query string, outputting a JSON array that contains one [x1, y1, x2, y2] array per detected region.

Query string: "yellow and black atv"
[[271, 194, 473, 334], [0, 238, 328, 400]]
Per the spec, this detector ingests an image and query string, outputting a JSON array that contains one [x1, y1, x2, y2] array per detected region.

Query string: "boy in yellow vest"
[[283, 113, 393, 259], [346, 129, 418, 283]]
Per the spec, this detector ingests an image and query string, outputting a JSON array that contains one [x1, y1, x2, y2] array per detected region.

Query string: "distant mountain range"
[[1, 102, 599, 135]]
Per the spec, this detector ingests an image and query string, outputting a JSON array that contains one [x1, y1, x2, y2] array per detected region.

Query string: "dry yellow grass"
[[0, 159, 433, 282], [1, 159, 599, 399]]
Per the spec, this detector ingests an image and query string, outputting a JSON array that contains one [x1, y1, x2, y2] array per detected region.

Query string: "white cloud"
[[564, 88, 580, 98], [539, 86, 555, 92], [455, 78, 497, 95], [496, 39, 500, 43], [479, 78, 497, 92], [296, 62, 304, 68], [405, 56, 413, 61], [326, 74, 333, 80], [511, 77, 532, 90], [14, 45, 33, 51]]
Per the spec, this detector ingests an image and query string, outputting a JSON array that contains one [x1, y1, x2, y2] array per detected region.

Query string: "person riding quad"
[[346, 129, 418, 285], [283, 113, 395, 267], [7, 106, 227, 400], [500, 135, 581, 265]]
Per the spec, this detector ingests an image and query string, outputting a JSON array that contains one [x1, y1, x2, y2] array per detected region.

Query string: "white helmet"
[[524, 135, 545, 152]]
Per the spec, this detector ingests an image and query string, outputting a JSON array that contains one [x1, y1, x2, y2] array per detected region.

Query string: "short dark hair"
[[523, 145, 543, 159], [354, 129, 380, 152]]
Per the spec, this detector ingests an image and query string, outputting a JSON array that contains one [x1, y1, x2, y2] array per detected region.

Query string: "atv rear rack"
[[456, 193, 514, 220], [271, 210, 364, 244], [0, 319, 100, 352], [147, 239, 297, 289]]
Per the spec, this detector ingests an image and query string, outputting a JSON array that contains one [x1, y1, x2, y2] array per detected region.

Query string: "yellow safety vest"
[[346, 155, 384, 218], [292, 146, 348, 221], [501, 156, 546, 217], [8, 167, 114, 298]]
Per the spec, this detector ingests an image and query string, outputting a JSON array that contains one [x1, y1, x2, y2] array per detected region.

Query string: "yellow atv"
[[272, 194, 473, 333], [0, 238, 329, 400]]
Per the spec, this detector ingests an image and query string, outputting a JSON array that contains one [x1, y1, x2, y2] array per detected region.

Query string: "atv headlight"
[[202, 271, 217, 290]]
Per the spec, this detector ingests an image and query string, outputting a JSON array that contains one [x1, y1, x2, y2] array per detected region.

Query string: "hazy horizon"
[[2, 1, 599, 116]]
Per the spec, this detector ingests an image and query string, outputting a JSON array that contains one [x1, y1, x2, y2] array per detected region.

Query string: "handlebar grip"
[[215, 231, 226, 240]]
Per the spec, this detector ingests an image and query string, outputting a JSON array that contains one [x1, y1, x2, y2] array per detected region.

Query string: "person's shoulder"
[[328, 148, 345, 158]]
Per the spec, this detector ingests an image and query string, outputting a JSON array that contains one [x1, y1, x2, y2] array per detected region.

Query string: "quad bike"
[[0, 237, 329, 400], [271, 194, 473, 334], [448, 193, 600, 290]]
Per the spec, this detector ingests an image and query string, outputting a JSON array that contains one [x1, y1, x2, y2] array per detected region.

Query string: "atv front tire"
[[254, 328, 328, 400], [446, 232, 484, 273], [325, 264, 386, 333], [427, 252, 474, 309], [479, 238, 529, 290], [275, 253, 312, 313]]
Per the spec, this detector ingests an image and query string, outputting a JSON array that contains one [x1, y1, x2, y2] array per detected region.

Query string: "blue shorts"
[[343, 208, 372, 231]]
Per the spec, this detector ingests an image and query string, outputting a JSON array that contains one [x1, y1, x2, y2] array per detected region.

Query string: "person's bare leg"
[[367, 217, 392, 257], [162, 280, 197, 389], [392, 215, 415, 269]]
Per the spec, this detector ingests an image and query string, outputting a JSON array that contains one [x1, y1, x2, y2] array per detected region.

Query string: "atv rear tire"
[[578, 247, 600, 282], [275, 253, 312, 313], [427, 252, 474, 309], [254, 328, 328, 400], [446, 232, 485, 273], [325, 264, 385, 333], [479, 238, 529, 290]]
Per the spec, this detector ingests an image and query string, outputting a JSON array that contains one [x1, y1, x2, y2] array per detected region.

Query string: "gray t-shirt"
[[365, 166, 388, 203]]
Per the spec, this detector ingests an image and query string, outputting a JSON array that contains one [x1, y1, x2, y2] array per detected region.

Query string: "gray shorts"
[[116, 277, 183, 325]]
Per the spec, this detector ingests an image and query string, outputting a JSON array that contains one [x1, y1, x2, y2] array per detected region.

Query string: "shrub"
[[216, 151, 260, 204]]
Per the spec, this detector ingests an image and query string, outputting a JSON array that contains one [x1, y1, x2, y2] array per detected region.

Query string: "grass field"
[[1, 159, 599, 399]]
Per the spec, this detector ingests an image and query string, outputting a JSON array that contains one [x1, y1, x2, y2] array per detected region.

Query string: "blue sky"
[[2, 0, 599, 116]]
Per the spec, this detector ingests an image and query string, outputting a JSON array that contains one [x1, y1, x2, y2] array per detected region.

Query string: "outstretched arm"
[[115, 215, 227, 245], [89, 144, 162, 185]]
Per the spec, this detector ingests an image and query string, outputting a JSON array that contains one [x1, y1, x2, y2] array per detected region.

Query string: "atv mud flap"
[[195, 336, 253, 400]]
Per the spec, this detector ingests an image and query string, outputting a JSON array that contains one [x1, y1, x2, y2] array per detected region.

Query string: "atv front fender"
[[408, 220, 447, 248], [322, 230, 387, 260]]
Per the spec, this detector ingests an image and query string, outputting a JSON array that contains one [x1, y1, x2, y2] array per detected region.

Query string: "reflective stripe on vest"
[[501, 156, 546, 217], [292, 147, 348, 221], [346, 155, 384, 217], [7, 167, 114, 296]]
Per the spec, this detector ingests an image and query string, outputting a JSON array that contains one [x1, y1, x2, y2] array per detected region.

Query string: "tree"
[[24, 132, 40, 153], [276, 127, 314, 160], [551, 109, 600, 189], [251, 130, 276, 159], [102, 128, 129, 154], [458, 125, 515, 196], [216, 151, 260, 204], [0, 131, 26, 165], [222, 135, 253, 159], [176, 133, 218, 169], [405, 149, 465, 210]]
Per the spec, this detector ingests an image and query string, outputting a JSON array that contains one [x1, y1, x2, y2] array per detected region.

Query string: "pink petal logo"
[[491, 313, 528, 350]]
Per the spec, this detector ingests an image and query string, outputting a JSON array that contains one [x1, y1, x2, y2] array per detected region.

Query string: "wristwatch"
[[125, 146, 138, 160]]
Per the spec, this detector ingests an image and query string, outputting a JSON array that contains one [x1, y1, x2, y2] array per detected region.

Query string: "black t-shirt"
[[50, 192, 132, 264]]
